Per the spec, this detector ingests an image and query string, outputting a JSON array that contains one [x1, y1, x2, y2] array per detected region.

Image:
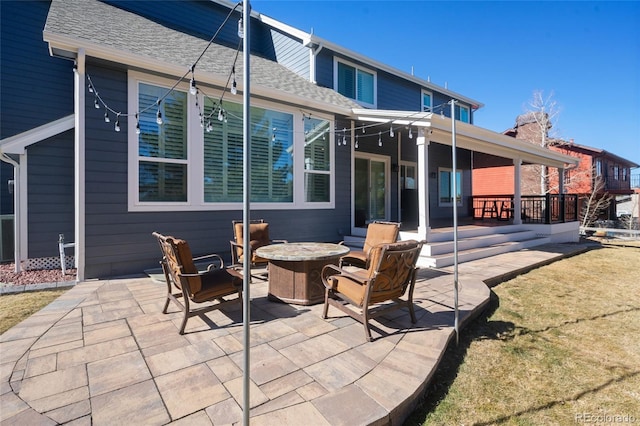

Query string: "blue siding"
[[428, 143, 472, 220], [27, 131, 75, 258], [0, 0, 74, 138], [82, 63, 351, 278], [377, 71, 421, 111], [270, 30, 309, 79]]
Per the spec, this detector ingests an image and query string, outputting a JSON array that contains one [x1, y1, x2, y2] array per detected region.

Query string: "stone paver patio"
[[0, 242, 592, 425]]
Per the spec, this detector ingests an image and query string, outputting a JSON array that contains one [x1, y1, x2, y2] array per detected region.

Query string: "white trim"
[[256, 10, 484, 110], [127, 71, 335, 212], [333, 58, 377, 108], [74, 49, 86, 281], [352, 109, 579, 169], [43, 32, 353, 117], [0, 115, 75, 154], [421, 90, 433, 112], [352, 152, 391, 236]]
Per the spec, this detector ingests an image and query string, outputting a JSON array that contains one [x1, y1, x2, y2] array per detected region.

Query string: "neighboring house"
[[1, 0, 579, 279], [475, 113, 638, 221]]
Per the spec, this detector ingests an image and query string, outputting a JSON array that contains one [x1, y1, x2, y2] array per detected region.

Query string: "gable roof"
[[0, 115, 75, 155], [43, 0, 360, 115], [551, 140, 639, 168]]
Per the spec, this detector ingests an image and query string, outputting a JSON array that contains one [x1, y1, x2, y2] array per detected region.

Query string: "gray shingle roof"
[[44, 0, 360, 112]]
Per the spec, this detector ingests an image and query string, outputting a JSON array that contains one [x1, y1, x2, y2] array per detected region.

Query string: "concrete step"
[[417, 236, 551, 269], [421, 230, 538, 256]]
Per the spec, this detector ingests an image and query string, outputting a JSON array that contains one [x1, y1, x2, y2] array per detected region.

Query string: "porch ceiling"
[[352, 109, 579, 169]]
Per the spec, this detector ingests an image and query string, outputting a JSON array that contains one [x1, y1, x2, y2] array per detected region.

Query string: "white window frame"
[[421, 90, 433, 112], [127, 71, 335, 211], [456, 104, 470, 123], [438, 167, 463, 207], [333, 58, 377, 108]]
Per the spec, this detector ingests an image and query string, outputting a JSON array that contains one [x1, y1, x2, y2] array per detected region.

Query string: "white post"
[[514, 158, 522, 225], [450, 100, 459, 345], [74, 49, 86, 281], [416, 128, 430, 241], [241, 1, 251, 425]]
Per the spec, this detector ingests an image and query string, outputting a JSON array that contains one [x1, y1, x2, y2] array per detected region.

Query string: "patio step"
[[343, 224, 552, 269], [417, 236, 551, 269]]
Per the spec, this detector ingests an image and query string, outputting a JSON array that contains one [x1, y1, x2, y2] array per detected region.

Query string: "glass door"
[[354, 155, 389, 230]]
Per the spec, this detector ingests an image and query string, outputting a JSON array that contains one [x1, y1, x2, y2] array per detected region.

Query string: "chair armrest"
[[192, 253, 225, 270], [321, 264, 368, 289]]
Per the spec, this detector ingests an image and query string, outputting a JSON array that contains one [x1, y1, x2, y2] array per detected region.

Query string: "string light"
[[189, 76, 197, 96], [237, 17, 244, 39], [135, 114, 140, 134], [88, 84, 94, 93], [355, 134, 359, 149], [389, 125, 394, 137], [378, 131, 382, 147], [104, 111, 110, 123], [231, 66, 237, 95], [94, 96, 100, 109], [408, 127, 413, 139], [156, 101, 163, 125], [114, 113, 121, 132]]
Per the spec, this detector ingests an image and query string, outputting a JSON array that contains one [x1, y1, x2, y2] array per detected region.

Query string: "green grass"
[[405, 246, 640, 425]]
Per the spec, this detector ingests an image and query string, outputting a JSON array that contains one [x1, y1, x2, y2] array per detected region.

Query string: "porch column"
[[416, 129, 430, 240], [513, 158, 522, 225], [74, 49, 86, 281], [558, 167, 565, 194]]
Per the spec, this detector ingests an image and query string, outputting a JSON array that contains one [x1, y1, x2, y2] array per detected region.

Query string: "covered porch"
[[350, 109, 581, 268]]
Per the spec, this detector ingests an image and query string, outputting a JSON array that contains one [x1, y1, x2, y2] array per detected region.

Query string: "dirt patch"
[[0, 263, 76, 286]]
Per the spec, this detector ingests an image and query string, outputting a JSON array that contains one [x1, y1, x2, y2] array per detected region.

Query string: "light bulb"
[[114, 114, 120, 132], [355, 135, 359, 149], [156, 109, 163, 125], [231, 79, 237, 95], [206, 121, 212, 132], [104, 111, 110, 123], [237, 18, 244, 39], [408, 127, 413, 139], [390, 125, 394, 137], [189, 77, 197, 96], [135, 114, 140, 134], [94, 97, 100, 109], [378, 131, 382, 147], [88, 84, 94, 93], [217, 108, 223, 121]]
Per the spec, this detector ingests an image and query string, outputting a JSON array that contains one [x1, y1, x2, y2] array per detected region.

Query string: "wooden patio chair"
[[339, 221, 401, 269], [230, 219, 287, 281], [152, 232, 243, 334], [321, 239, 425, 342]]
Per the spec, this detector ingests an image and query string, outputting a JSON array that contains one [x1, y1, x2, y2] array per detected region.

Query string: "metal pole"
[[241, 1, 251, 424], [451, 100, 459, 345]]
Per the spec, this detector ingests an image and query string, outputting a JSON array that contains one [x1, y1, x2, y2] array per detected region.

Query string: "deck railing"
[[471, 194, 578, 224]]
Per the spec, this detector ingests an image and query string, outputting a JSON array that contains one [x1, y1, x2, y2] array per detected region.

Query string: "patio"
[[0, 242, 591, 425]]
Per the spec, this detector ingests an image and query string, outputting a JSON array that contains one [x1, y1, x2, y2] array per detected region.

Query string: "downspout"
[[74, 49, 86, 281], [1, 153, 21, 272], [304, 32, 323, 84]]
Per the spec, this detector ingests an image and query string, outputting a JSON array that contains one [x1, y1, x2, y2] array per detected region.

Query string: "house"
[[474, 112, 639, 223], [1, 0, 580, 279]]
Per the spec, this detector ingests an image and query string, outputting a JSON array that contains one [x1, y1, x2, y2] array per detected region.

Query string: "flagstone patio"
[[0, 242, 592, 425]]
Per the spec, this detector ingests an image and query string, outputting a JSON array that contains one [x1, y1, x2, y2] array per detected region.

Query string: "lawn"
[[0, 289, 68, 335], [406, 245, 640, 425]]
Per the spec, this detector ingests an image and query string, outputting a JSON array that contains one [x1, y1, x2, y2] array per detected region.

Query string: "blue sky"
[[251, 0, 640, 167]]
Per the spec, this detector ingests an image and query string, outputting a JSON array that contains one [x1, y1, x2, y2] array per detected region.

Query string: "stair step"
[[422, 230, 537, 256], [417, 236, 551, 269]]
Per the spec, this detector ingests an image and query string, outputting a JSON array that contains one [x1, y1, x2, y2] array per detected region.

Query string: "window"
[[304, 118, 331, 202], [596, 159, 602, 176], [335, 60, 375, 107], [128, 73, 334, 211], [422, 91, 432, 112], [138, 83, 188, 202], [613, 165, 620, 180], [439, 168, 462, 206], [455, 104, 470, 123], [204, 99, 294, 203]]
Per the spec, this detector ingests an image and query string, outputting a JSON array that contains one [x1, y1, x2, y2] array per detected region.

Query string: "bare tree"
[[581, 176, 613, 227], [520, 90, 562, 194]]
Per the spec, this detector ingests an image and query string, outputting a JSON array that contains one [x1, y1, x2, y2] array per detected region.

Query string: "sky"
[[251, 0, 640, 168]]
